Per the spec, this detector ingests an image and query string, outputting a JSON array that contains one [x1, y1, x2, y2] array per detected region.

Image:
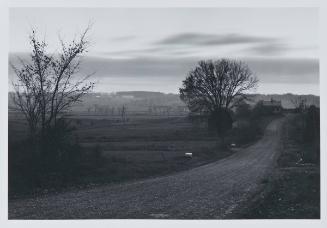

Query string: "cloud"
[[156, 33, 277, 46], [245, 43, 318, 56], [246, 58, 319, 84], [77, 56, 318, 84], [78, 56, 198, 78], [99, 47, 196, 58], [101, 47, 166, 56], [245, 43, 288, 55], [101, 33, 283, 58], [9, 53, 319, 86]]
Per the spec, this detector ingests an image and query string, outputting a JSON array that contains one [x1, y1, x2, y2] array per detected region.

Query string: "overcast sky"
[[9, 8, 319, 95]]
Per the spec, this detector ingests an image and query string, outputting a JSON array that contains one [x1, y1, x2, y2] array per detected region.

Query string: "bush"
[[229, 102, 265, 146], [252, 102, 268, 118], [9, 138, 41, 194], [230, 120, 262, 145], [303, 106, 320, 143], [8, 119, 86, 196], [234, 102, 251, 120], [207, 109, 233, 136], [284, 108, 320, 164], [302, 106, 320, 163]]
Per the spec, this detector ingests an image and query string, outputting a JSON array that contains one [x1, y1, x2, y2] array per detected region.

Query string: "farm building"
[[260, 99, 282, 113]]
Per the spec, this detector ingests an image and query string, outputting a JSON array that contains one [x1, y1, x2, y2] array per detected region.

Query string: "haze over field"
[[9, 8, 319, 95]]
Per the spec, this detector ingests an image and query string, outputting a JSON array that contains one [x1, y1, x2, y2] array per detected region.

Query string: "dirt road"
[[9, 118, 285, 219]]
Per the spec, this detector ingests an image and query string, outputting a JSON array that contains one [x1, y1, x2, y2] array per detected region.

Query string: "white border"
[[6, 0, 322, 8], [1, 1, 326, 228]]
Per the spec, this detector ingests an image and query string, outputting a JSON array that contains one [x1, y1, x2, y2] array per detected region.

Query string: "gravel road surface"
[[9, 117, 284, 219]]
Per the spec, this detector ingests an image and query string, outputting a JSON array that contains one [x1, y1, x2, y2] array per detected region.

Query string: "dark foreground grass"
[[239, 166, 319, 219], [9, 144, 233, 200], [237, 114, 320, 219], [9, 115, 233, 199]]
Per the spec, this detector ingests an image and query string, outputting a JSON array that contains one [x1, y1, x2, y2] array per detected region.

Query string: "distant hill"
[[9, 91, 319, 114], [109, 91, 319, 109]]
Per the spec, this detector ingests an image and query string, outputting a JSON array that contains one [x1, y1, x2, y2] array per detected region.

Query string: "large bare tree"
[[179, 59, 258, 136], [11, 26, 94, 136]]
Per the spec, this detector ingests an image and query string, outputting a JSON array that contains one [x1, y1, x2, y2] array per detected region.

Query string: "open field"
[[9, 117, 285, 219], [9, 112, 237, 197]]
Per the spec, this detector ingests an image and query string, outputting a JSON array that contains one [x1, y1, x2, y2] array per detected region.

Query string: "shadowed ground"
[[8, 118, 285, 219]]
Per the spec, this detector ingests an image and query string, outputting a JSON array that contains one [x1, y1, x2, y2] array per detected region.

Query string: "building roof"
[[261, 99, 282, 107]]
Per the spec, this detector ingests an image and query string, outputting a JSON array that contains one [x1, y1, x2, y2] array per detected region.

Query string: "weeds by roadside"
[[237, 113, 320, 219]]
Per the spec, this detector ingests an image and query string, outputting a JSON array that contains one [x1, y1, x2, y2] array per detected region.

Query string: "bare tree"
[[11, 26, 94, 137], [179, 59, 258, 137]]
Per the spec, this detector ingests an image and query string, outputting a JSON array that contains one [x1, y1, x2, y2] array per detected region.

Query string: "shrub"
[[8, 119, 85, 195], [230, 101, 264, 145], [302, 106, 320, 163], [230, 120, 261, 145], [234, 102, 252, 120]]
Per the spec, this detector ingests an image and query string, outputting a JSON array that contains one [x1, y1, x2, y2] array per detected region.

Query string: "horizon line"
[[8, 90, 320, 97]]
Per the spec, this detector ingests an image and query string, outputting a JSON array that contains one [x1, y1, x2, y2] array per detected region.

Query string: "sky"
[[9, 8, 319, 95]]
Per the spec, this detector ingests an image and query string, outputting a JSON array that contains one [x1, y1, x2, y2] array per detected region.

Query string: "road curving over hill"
[[9, 117, 285, 219]]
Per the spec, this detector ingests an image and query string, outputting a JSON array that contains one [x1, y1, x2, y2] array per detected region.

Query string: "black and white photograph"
[[1, 0, 327, 226]]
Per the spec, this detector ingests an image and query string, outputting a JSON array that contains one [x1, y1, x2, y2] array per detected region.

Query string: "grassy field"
[[71, 115, 229, 183], [9, 107, 279, 198], [236, 114, 320, 219], [9, 112, 237, 197]]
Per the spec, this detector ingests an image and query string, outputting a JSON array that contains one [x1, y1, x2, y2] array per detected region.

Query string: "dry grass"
[[9, 113, 233, 197], [237, 114, 320, 219]]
